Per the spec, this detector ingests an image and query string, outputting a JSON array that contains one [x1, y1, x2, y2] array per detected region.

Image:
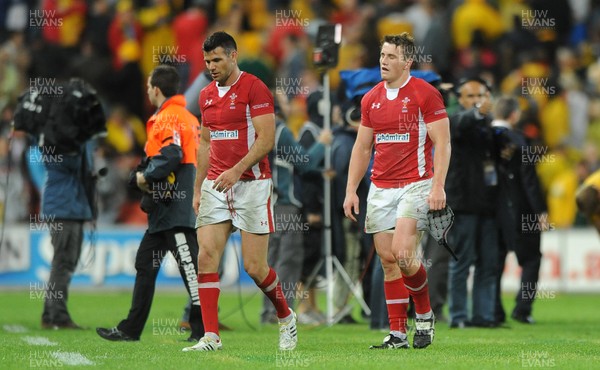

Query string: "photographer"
[[446, 77, 500, 328]]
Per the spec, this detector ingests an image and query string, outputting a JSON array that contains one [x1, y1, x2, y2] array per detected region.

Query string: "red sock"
[[384, 277, 409, 333], [197, 273, 220, 336], [402, 264, 431, 315], [258, 268, 290, 318]]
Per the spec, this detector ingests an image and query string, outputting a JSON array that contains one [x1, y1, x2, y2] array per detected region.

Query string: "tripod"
[[305, 71, 371, 325]]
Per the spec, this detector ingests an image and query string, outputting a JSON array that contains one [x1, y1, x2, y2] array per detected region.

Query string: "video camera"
[[13, 78, 106, 153], [313, 24, 342, 69]]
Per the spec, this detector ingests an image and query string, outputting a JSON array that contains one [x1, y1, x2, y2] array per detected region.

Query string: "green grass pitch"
[[1, 289, 599, 369]]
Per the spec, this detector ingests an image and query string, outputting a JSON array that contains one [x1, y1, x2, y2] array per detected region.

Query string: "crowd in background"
[[1, 0, 599, 229]]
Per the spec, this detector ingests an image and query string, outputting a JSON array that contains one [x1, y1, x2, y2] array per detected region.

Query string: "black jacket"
[[445, 108, 498, 215], [298, 121, 323, 214], [494, 125, 547, 248]]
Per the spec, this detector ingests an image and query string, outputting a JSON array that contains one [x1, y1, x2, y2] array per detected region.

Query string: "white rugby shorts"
[[364, 178, 432, 234], [196, 178, 274, 234]]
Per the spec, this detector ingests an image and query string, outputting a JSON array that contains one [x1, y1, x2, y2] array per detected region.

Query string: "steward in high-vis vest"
[[97, 65, 204, 342], [141, 86, 198, 232]]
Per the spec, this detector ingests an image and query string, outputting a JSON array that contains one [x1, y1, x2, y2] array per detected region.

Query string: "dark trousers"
[[369, 254, 388, 330], [301, 221, 323, 285], [262, 204, 305, 322], [117, 228, 204, 339], [448, 214, 499, 324], [42, 221, 83, 325], [495, 232, 542, 320]]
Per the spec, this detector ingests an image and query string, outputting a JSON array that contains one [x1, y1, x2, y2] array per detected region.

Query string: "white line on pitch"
[[52, 351, 95, 366], [3, 324, 28, 333], [21, 336, 58, 346]]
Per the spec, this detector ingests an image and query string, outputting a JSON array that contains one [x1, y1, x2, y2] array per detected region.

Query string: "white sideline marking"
[[22, 336, 58, 346], [3, 324, 28, 333], [52, 351, 95, 366]]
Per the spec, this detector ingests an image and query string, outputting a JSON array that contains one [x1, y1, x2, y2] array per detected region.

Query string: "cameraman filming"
[[39, 140, 95, 330], [30, 78, 105, 330]]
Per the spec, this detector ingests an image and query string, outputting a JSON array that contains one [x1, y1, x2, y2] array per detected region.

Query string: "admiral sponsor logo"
[[376, 133, 410, 143], [210, 130, 239, 140]]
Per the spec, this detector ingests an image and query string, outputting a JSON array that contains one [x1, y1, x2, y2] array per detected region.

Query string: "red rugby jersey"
[[361, 76, 448, 188], [199, 72, 274, 180]]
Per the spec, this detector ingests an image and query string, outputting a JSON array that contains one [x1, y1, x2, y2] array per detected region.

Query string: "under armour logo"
[[371, 102, 381, 109], [204, 99, 213, 106], [260, 221, 268, 226]]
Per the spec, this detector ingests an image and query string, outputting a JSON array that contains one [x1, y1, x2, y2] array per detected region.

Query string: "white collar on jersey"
[[384, 75, 411, 100], [216, 71, 244, 97]]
